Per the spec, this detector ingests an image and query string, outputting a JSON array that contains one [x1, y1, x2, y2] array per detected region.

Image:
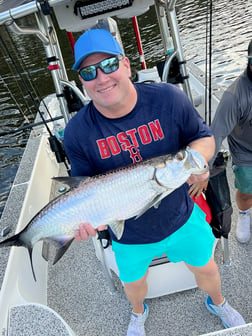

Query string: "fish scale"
[[40, 164, 161, 236], [79, 164, 162, 222]]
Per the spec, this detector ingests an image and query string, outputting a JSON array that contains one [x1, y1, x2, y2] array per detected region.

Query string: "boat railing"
[[0, 2, 38, 25]]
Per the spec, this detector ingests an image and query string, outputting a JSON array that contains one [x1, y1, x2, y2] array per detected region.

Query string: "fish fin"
[[135, 204, 153, 219], [0, 229, 30, 248], [52, 176, 89, 188], [109, 221, 125, 240], [42, 241, 50, 262], [134, 195, 163, 219], [152, 190, 173, 208], [154, 200, 161, 209], [0, 232, 37, 281], [52, 237, 75, 265], [28, 245, 37, 282], [135, 191, 173, 219]]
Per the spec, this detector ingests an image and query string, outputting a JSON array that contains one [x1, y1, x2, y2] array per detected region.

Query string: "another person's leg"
[[236, 190, 252, 243], [233, 166, 252, 243]]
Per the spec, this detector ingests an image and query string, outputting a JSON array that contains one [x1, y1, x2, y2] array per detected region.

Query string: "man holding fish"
[[64, 29, 245, 335]]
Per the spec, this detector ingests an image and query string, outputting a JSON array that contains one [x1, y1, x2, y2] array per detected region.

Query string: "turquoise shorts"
[[112, 204, 215, 283], [233, 166, 252, 194]]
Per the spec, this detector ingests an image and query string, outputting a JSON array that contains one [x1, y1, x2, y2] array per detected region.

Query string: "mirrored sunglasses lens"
[[101, 57, 119, 74], [80, 66, 96, 81], [79, 57, 120, 81]]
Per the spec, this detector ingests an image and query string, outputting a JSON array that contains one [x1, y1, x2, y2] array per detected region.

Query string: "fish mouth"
[[186, 147, 209, 173]]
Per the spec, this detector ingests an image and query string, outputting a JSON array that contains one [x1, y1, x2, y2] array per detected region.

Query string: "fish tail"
[[0, 233, 36, 281], [27, 246, 36, 281], [0, 233, 24, 247]]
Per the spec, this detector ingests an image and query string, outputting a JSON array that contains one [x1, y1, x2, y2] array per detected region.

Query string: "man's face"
[[79, 52, 132, 115]]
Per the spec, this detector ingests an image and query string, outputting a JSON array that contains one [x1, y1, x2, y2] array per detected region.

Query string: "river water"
[[0, 0, 251, 218]]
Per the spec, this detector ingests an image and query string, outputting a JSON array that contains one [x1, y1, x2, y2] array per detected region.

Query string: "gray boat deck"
[[47, 160, 252, 336]]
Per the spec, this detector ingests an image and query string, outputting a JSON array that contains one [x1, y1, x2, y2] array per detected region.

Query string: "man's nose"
[[96, 68, 108, 81]]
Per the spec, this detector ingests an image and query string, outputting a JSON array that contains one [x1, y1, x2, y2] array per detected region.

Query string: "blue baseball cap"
[[72, 29, 123, 70]]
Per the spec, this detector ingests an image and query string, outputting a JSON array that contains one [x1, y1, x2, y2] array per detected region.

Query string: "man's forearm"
[[188, 136, 215, 163]]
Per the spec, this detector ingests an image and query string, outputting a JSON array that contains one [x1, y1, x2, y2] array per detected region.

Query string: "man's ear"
[[123, 56, 132, 78]]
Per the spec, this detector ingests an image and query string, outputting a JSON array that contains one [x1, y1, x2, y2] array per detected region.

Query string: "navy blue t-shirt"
[[64, 82, 211, 244]]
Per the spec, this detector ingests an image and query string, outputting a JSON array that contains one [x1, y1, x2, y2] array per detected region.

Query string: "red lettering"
[[125, 145, 142, 163], [96, 120, 164, 161], [148, 120, 164, 141], [96, 139, 111, 159], [107, 136, 121, 155], [138, 125, 152, 144], [126, 129, 138, 147], [117, 132, 131, 151]]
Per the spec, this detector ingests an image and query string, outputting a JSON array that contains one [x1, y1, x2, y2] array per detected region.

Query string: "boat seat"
[[92, 239, 199, 298], [7, 303, 76, 336], [135, 66, 161, 83], [92, 193, 223, 298]]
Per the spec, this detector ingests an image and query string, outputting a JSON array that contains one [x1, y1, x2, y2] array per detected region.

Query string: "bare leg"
[[186, 257, 224, 305], [236, 190, 252, 211], [124, 272, 148, 314]]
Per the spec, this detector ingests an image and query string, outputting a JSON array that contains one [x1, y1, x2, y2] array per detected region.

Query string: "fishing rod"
[[204, 0, 213, 126], [0, 75, 30, 124], [0, 115, 63, 137], [208, 0, 213, 126], [3, 25, 57, 124], [0, 30, 70, 172], [0, 33, 51, 133], [204, 3, 208, 124]]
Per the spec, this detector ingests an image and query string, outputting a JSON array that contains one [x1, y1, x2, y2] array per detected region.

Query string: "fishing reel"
[[213, 150, 230, 167]]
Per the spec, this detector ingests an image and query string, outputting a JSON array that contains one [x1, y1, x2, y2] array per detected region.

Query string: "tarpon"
[[0, 147, 208, 280]]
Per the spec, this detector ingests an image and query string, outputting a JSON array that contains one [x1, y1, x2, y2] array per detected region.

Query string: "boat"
[[0, 1, 251, 335]]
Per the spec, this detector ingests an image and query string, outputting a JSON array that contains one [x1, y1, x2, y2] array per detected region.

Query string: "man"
[[63, 29, 245, 335], [190, 40, 252, 244]]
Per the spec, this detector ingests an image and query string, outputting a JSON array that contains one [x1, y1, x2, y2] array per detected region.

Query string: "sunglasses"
[[79, 55, 123, 81]]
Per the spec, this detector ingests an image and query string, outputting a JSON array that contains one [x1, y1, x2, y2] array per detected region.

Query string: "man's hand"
[[75, 223, 107, 241], [189, 180, 208, 199], [186, 136, 213, 199], [187, 167, 209, 185]]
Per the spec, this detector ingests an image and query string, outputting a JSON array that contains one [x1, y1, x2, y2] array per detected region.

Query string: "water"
[[0, 0, 251, 218]]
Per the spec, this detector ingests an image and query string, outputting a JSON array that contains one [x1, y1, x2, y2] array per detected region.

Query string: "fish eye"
[[175, 151, 184, 161]]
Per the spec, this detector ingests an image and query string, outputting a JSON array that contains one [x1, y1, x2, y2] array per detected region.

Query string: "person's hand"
[[75, 223, 107, 241], [189, 180, 208, 199], [187, 153, 209, 191]]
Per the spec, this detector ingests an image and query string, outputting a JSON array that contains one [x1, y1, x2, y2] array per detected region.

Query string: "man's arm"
[[188, 135, 215, 163], [209, 90, 238, 167], [187, 135, 215, 191]]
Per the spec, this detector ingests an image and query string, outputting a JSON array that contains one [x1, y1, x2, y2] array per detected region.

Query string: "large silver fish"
[[0, 147, 208, 280]]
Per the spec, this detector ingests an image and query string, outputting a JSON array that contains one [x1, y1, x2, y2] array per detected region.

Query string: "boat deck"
[[46, 160, 252, 336]]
